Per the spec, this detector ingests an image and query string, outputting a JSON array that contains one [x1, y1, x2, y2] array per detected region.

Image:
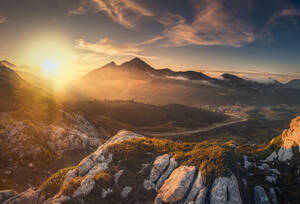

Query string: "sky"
[[0, 0, 300, 80]]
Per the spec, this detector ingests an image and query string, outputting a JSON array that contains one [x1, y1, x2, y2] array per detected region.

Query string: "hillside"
[[1, 116, 300, 204], [0, 64, 109, 191], [66, 100, 229, 135]]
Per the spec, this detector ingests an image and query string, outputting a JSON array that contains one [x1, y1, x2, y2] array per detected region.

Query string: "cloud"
[[154, 0, 257, 47], [0, 15, 7, 24], [75, 38, 155, 59], [279, 8, 300, 17], [70, 0, 153, 28], [268, 5, 300, 25]]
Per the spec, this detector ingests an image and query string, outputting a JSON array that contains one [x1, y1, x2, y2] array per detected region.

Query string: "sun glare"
[[42, 59, 59, 76]]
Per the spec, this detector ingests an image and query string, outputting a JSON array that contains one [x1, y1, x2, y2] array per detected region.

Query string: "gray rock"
[[155, 157, 178, 191], [258, 163, 270, 171], [3, 188, 42, 204], [155, 166, 196, 203], [254, 186, 270, 204], [185, 170, 205, 203], [269, 188, 277, 204], [210, 174, 242, 204], [102, 188, 113, 198], [78, 158, 94, 176], [278, 147, 293, 161], [73, 176, 95, 198], [63, 169, 78, 187], [194, 187, 207, 204], [0, 190, 17, 203], [265, 176, 276, 184], [87, 154, 113, 177], [114, 170, 124, 185], [121, 186, 132, 197], [143, 179, 156, 191], [265, 152, 277, 162], [150, 154, 170, 183]]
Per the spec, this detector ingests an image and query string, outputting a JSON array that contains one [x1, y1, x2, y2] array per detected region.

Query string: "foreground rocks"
[[2, 115, 300, 204], [0, 111, 108, 191]]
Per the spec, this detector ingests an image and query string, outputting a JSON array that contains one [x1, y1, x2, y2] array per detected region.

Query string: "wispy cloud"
[[75, 38, 155, 59], [0, 15, 7, 24], [269, 6, 300, 25], [153, 0, 257, 47], [279, 8, 300, 17], [70, 0, 153, 28]]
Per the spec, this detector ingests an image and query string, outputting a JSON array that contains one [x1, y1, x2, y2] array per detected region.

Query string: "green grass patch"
[[105, 137, 235, 185], [60, 176, 82, 197], [94, 171, 113, 189], [39, 166, 76, 199], [255, 135, 282, 160]]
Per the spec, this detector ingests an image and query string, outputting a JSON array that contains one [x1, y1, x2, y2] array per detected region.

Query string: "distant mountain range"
[[74, 57, 300, 106], [2, 58, 300, 106]]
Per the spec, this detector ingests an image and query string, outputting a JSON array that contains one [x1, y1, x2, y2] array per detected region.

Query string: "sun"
[[42, 59, 59, 76]]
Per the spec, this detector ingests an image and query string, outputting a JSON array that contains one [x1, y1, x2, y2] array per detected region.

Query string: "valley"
[[0, 59, 300, 203]]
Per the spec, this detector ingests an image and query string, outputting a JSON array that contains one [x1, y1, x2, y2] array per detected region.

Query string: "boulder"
[[194, 187, 207, 204], [114, 170, 124, 185], [265, 176, 276, 184], [210, 174, 242, 204], [121, 186, 132, 197], [150, 154, 170, 183], [63, 169, 78, 187], [0, 190, 17, 203], [155, 166, 196, 203], [185, 170, 205, 203], [73, 176, 95, 198], [265, 152, 277, 162], [155, 157, 178, 191], [254, 186, 270, 204], [269, 188, 277, 204], [102, 188, 113, 198], [278, 147, 293, 161], [78, 158, 94, 176], [3, 188, 42, 204]]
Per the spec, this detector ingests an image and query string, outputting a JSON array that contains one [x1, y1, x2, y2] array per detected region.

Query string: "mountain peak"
[[0, 60, 17, 69], [130, 57, 143, 63], [121, 57, 153, 72], [102, 61, 117, 68]]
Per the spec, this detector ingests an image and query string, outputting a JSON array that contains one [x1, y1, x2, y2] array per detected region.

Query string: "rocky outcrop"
[[274, 117, 300, 161], [265, 152, 277, 162], [0, 111, 106, 191], [0, 190, 17, 203], [210, 174, 242, 204], [4, 124, 299, 204], [46, 130, 144, 203], [154, 166, 196, 203], [254, 186, 270, 204], [2, 188, 43, 204]]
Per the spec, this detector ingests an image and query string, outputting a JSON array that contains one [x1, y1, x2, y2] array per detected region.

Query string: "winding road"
[[148, 117, 248, 137]]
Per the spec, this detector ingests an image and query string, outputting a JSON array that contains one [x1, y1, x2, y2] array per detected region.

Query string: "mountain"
[[81, 57, 211, 81], [2, 116, 300, 204], [0, 62, 32, 111], [284, 79, 300, 89], [0, 64, 109, 192], [73, 58, 300, 107]]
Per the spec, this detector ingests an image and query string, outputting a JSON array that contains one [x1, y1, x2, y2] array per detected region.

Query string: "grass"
[[60, 176, 82, 197], [39, 166, 76, 199], [94, 171, 113, 189], [255, 135, 282, 160], [105, 137, 234, 185]]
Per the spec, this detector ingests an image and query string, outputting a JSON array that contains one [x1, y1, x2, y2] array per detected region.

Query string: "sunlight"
[[42, 59, 59, 76]]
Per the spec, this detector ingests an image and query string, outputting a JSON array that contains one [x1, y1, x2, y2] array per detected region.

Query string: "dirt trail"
[[148, 118, 248, 137]]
